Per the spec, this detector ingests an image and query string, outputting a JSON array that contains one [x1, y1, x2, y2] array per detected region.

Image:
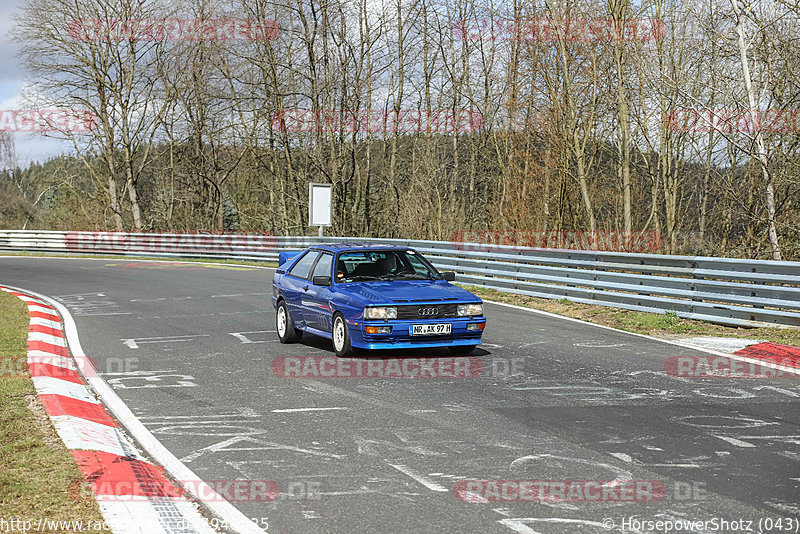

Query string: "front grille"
[[396, 304, 459, 320]]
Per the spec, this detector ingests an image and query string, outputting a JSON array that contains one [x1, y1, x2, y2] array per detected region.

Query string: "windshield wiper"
[[349, 274, 392, 281], [395, 273, 436, 280]]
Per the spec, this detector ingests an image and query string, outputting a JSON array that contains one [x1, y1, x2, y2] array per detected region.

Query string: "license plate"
[[410, 323, 452, 336]]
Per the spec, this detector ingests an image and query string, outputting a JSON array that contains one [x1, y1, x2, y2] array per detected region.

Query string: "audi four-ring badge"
[[272, 243, 486, 356]]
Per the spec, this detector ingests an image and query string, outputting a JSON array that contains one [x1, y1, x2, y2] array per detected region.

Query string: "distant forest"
[[1, 0, 798, 260]]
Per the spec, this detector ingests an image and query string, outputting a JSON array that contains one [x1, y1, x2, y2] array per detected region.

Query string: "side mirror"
[[442, 271, 456, 281], [312, 275, 332, 286]]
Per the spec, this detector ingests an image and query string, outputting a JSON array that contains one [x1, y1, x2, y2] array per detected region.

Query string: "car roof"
[[310, 243, 410, 252]]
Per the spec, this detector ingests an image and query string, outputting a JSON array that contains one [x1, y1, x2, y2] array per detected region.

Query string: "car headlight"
[[364, 306, 398, 320], [458, 303, 483, 316]]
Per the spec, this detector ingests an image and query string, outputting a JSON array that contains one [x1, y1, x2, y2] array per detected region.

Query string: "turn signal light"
[[366, 326, 392, 334], [467, 322, 485, 331]]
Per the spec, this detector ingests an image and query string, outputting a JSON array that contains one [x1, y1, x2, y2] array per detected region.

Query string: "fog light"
[[366, 326, 392, 334], [467, 322, 485, 331]]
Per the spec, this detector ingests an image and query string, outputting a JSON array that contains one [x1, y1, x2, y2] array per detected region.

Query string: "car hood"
[[339, 280, 480, 305]]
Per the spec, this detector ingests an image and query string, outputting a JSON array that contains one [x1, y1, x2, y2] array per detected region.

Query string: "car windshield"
[[335, 250, 440, 283]]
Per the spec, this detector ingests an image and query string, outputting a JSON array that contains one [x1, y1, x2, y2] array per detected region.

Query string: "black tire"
[[332, 313, 354, 357], [449, 345, 477, 356], [276, 300, 302, 343]]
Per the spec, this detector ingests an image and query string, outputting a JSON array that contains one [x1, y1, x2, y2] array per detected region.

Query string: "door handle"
[[303, 285, 309, 291]]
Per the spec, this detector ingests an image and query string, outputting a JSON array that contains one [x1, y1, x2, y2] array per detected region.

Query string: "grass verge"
[[464, 285, 800, 347], [0, 290, 105, 524]]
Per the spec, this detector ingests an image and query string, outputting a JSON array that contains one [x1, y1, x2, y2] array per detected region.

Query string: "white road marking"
[[753, 385, 800, 397], [140, 412, 260, 420], [646, 463, 703, 468], [510, 454, 632, 486], [693, 387, 756, 399], [768, 500, 800, 515], [574, 341, 628, 348], [713, 435, 756, 448], [675, 415, 778, 429], [122, 334, 209, 349], [388, 464, 449, 492], [609, 452, 634, 463], [229, 331, 276, 344], [181, 435, 345, 463], [106, 372, 197, 389], [737, 435, 800, 444], [271, 407, 349, 413]]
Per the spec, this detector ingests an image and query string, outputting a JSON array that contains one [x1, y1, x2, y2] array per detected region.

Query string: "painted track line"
[[388, 464, 449, 492], [1, 284, 266, 534]]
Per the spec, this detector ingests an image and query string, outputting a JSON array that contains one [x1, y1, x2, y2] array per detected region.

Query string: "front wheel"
[[276, 301, 302, 343], [449, 345, 477, 356], [332, 313, 354, 357]]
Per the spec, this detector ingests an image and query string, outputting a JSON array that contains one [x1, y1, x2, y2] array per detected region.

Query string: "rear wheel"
[[449, 345, 477, 356], [332, 313, 353, 357], [276, 300, 301, 343]]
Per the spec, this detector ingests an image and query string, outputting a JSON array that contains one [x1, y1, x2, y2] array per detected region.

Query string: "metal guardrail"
[[1, 230, 799, 328]]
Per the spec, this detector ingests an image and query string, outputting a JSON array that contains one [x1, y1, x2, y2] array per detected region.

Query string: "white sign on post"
[[308, 183, 332, 236]]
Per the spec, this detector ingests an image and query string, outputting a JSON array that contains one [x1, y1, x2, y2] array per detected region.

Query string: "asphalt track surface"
[[1, 256, 799, 534]]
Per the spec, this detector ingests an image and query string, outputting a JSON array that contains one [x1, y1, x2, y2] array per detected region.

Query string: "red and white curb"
[[1, 285, 265, 534], [676, 336, 800, 368]]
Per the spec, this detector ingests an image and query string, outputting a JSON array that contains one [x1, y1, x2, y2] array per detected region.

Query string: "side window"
[[288, 251, 320, 280], [406, 252, 432, 275], [312, 253, 333, 280]]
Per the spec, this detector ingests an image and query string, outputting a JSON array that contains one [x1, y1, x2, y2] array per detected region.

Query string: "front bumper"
[[349, 317, 486, 350]]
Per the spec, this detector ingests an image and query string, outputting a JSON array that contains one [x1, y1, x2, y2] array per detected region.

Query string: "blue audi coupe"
[[271, 243, 486, 356]]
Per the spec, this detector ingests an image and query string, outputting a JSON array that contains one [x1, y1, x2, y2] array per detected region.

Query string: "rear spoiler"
[[278, 250, 303, 266]]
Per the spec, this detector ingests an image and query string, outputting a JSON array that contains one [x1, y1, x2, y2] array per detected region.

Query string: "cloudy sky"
[[1, 0, 71, 167]]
